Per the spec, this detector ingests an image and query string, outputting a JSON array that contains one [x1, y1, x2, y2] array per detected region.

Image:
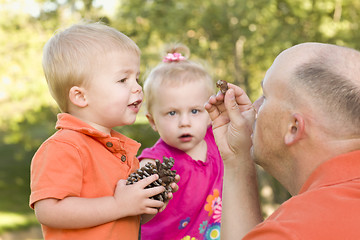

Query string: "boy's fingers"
[[137, 174, 159, 188], [144, 185, 165, 198], [143, 198, 164, 214], [116, 179, 127, 187]]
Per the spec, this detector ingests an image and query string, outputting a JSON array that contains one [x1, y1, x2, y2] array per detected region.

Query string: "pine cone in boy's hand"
[[126, 156, 177, 202]]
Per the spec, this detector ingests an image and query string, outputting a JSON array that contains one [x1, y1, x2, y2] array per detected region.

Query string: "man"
[[205, 42, 360, 239]]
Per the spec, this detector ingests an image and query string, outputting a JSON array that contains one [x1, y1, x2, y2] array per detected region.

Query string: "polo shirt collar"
[[55, 113, 141, 153], [299, 150, 360, 194]]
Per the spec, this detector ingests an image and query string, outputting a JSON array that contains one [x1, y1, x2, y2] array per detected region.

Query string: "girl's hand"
[[158, 173, 180, 212]]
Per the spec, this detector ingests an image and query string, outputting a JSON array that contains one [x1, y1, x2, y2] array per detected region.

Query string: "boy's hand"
[[114, 174, 165, 216]]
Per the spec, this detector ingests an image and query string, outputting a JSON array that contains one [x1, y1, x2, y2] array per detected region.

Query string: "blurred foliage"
[[1, 0, 360, 231], [114, 0, 360, 100]]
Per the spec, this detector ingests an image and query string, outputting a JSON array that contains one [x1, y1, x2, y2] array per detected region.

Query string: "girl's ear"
[[146, 113, 157, 132], [69, 86, 88, 108], [284, 113, 305, 145]]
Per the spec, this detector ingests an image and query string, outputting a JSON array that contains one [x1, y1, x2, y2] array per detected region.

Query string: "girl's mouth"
[[179, 134, 192, 142]]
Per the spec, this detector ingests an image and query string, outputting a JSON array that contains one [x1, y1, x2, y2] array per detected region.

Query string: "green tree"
[[0, 0, 110, 148], [115, 0, 360, 101]]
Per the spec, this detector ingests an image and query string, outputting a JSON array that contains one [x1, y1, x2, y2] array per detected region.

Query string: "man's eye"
[[191, 109, 199, 114]]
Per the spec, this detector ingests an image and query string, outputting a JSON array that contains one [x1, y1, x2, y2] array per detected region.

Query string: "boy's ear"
[[284, 113, 305, 146], [69, 86, 88, 108], [146, 113, 157, 132]]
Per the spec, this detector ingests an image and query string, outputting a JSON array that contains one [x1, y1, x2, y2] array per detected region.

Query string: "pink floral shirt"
[[138, 127, 223, 240]]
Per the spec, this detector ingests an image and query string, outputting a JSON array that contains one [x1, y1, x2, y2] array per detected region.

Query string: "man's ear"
[[284, 113, 305, 145], [146, 113, 157, 132], [69, 86, 88, 108]]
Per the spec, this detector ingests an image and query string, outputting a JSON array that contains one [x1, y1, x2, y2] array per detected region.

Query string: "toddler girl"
[[139, 44, 223, 240]]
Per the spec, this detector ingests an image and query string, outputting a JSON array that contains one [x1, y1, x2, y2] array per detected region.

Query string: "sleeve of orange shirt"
[[30, 139, 84, 209]]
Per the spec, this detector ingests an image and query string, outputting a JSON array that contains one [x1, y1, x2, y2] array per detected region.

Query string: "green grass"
[[0, 142, 41, 235], [0, 212, 38, 234]]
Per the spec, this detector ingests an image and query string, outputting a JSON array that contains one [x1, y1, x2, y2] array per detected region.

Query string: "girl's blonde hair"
[[42, 22, 140, 112], [143, 44, 215, 114]]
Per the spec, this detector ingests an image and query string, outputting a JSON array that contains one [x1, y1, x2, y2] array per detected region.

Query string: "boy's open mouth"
[[129, 100, 142, 107]]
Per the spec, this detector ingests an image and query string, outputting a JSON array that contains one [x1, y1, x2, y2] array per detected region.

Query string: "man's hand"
[[205, 83, 255, 162]]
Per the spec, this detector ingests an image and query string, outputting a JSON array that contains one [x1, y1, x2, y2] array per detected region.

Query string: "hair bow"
[[163, 52, 186, 62]]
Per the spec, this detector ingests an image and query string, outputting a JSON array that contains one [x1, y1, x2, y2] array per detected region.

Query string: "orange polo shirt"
[[244, 150, 360, 239], [30, 113, 141, 240]]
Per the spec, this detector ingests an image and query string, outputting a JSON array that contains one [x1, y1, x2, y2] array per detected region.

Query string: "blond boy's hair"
[[42, 22, 141, 112], [144, 44, 215, 114]]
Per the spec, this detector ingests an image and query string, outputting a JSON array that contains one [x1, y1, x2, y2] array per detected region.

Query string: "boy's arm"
[[34, 175, 165, 229]]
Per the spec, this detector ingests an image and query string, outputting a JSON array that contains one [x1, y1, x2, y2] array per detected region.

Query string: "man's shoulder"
[[257, 185, 360, 239]]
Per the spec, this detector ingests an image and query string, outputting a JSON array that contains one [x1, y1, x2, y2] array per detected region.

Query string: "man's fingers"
[[205, 96, 222, 121], [224, 88, 255, 137], [224, 89, 248, 127], [228, 83, 252, 111]]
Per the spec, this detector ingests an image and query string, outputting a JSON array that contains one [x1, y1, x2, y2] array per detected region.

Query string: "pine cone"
[[216, 79, 228, 94], [126, 156, 177, 202]]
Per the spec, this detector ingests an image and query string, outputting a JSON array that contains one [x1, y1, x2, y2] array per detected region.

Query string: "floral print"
[[204, 189, 221, 216], [179, 217, 191, 230], [181, 236, 198, 240], [213, 199, 222, 223], [204, 222, 221, 240], [199, 221, 208, 234]]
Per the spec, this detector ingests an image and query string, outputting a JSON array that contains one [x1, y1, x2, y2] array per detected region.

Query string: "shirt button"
[[106, 142, 113, 147], [121, 155, 126, 162]]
